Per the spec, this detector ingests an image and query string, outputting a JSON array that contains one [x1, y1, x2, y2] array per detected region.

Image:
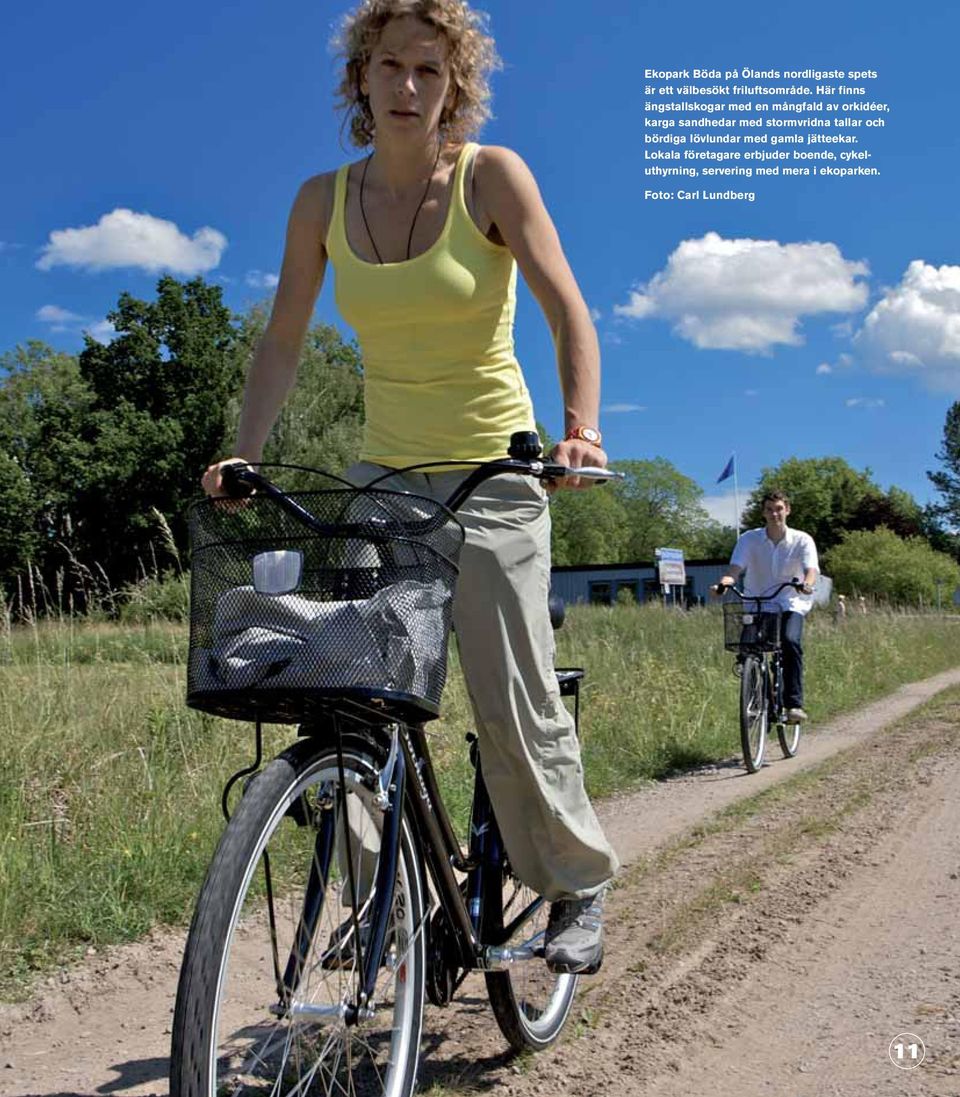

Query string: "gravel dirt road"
[[3, 668, 960, 1097]]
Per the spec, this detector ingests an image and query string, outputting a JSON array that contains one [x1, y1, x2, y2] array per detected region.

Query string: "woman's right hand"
[[201, 457, 253, 498]]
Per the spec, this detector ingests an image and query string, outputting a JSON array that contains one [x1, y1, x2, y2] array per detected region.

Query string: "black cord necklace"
[[359, 141, 443, 264]]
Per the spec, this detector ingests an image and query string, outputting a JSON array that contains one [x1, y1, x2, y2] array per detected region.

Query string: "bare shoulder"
[[473, 145, 538, 192], [289, 170, 340, 239]]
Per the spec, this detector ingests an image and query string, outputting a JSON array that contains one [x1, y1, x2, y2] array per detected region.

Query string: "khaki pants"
[[340, 463, 618, 902]]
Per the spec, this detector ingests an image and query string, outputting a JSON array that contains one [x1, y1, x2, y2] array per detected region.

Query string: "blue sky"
[[3, 0, 958, 525]]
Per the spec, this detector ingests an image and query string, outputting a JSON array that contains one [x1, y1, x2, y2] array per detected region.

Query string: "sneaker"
[[544, 890, 605, 974], [785, 707, 808, 723]]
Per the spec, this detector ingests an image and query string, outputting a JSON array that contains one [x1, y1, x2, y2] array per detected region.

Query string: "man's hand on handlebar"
[[546, 438, 608, 492], [712, 576, 735, 596]]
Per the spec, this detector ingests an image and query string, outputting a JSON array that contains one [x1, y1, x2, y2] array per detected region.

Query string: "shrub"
[[119, 571, 189, 623], [824, 527, 960, 606]]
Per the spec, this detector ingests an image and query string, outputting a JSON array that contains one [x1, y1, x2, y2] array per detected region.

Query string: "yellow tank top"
[[325, 142, 536, 467]]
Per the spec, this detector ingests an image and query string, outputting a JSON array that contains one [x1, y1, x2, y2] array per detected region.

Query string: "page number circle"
[[888, 1033, 925, 1070]]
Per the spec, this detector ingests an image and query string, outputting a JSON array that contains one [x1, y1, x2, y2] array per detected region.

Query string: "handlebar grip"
[[540, 464, 626, 482], [220, 462, 257, 498]]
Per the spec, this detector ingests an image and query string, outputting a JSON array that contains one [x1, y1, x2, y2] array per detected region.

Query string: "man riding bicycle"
[[717, 490, 819, 722]]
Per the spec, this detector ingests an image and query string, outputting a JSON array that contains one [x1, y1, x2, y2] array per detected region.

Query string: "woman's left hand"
[[547, 439, 608, 491]]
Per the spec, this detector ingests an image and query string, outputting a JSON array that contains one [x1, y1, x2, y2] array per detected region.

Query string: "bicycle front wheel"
[[777, 718, 801, 758], [483, 857, 578, 1051], [170, 735, 426, 1097], [739, 655, 768, 773]]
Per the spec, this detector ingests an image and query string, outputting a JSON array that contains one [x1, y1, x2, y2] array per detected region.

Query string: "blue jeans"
[[781, 611, 805, 708]]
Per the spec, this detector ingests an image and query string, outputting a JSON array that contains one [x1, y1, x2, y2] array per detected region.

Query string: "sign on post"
[[655, 547, 686, 587]]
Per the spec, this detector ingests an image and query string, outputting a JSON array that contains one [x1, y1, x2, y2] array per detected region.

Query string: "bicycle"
[[170, 431, 619, 1097], [712, 580, 805, 774]]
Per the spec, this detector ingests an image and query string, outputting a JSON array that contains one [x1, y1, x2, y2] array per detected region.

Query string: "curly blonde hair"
[[333, 0, 501, 148]]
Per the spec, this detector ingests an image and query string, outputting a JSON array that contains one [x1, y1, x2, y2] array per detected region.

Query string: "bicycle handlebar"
[[216, 443, 625, 514], [712, 579, 804, 599]]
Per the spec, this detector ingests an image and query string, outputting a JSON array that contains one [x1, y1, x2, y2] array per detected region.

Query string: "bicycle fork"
[[273, 724, 408, 1025]]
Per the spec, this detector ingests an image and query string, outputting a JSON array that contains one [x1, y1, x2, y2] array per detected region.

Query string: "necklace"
[[359, 141, 443, 264]]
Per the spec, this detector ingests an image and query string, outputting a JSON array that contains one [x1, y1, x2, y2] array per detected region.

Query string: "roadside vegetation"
[[1, 603, 958, 997]]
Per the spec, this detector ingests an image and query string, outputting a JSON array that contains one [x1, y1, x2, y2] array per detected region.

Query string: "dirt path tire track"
[[2, 668, 960, 1097]]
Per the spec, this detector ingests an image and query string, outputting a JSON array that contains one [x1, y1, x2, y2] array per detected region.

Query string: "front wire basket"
[[186, 479, 465, 724], [722, 601, 781, 653]]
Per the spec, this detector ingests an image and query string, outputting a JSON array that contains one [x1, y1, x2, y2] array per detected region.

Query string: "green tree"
[[612, 458, 713, 560], [847, 485, 925, 539], [824, 527, 960, 606], [549, 486, 630, 565], [690, 521, 738, 559], [0, 452, 36, 584], [549, 458, 717, 565], [928, 402, 960, 530], [744, 457, 885, 551], [228, 307, 365, 478], [74, 277, 241, 580], [0, 343, 94, 587]]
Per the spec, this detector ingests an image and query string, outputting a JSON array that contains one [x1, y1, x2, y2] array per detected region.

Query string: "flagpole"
[[733, 453, 741, 537]]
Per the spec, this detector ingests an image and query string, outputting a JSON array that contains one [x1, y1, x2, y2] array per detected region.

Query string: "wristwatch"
[[565, 425, 603, 447]]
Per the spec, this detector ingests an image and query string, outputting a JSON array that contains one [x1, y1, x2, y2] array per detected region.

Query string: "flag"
[[716, 455, 735, 483]]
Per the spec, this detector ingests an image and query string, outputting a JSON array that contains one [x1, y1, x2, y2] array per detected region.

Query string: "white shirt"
[[730, 525, 819, 615]]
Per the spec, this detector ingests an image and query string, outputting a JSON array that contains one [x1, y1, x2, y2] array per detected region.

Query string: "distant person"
[[717, 490, 819, 722], [859, 595, 868, 615], [834, 593, 847, 624]]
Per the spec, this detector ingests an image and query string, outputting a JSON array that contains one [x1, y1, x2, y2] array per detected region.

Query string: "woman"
[[203, 0, 618, 974]]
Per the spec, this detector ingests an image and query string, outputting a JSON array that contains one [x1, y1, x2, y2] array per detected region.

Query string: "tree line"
[[1, 276, 958, 612]]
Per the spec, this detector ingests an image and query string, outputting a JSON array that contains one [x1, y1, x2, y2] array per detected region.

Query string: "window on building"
[[588, 581, 612, 606], [614, 581, 639, 604]]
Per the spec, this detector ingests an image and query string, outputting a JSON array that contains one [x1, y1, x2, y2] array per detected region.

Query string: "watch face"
[[579, 427, 601, 443]]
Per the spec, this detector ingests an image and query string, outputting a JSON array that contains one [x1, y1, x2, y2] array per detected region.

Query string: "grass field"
[[1, 604, 957, 996]]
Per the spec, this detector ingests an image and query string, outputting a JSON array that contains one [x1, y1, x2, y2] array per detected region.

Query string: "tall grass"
[[0, 604, 957, 996]]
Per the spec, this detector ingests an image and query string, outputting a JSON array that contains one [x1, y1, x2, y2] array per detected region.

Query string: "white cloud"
[[37, 303, 117, 343], [37, 304, 83, 325], [701, 490, 742, 526], [37, 209, 227, 275], [613, 232, 869, 353], [589, 306, 602, 322], [246, 269, 279, 289], [816, 363, 832, 375], [602, 402, 646, 413], [85, 319, 117, 345], [845, 397, 885, 409], [855, 260, 960, 392]]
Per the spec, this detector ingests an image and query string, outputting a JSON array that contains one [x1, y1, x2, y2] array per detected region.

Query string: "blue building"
[[551, 559, 833, 608]]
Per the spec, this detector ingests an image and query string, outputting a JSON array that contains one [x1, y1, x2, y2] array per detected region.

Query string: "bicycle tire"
[[170, 735, 426, 1097], [777, 719, 801, 758], [739, 654, 768, 773], [482, 857, 578, 1051]]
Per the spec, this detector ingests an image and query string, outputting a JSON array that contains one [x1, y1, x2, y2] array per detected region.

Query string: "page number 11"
[[888, 1033, 925, 1070]]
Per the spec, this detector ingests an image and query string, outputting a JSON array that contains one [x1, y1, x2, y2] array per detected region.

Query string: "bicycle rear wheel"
[[739, 654, 768, 773], [170, 736, 426, 1097], [482, 856, 578, 1051]]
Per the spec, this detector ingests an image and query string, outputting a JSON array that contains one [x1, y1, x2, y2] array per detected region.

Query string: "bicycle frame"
[[258, 713, 545, 1020]]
